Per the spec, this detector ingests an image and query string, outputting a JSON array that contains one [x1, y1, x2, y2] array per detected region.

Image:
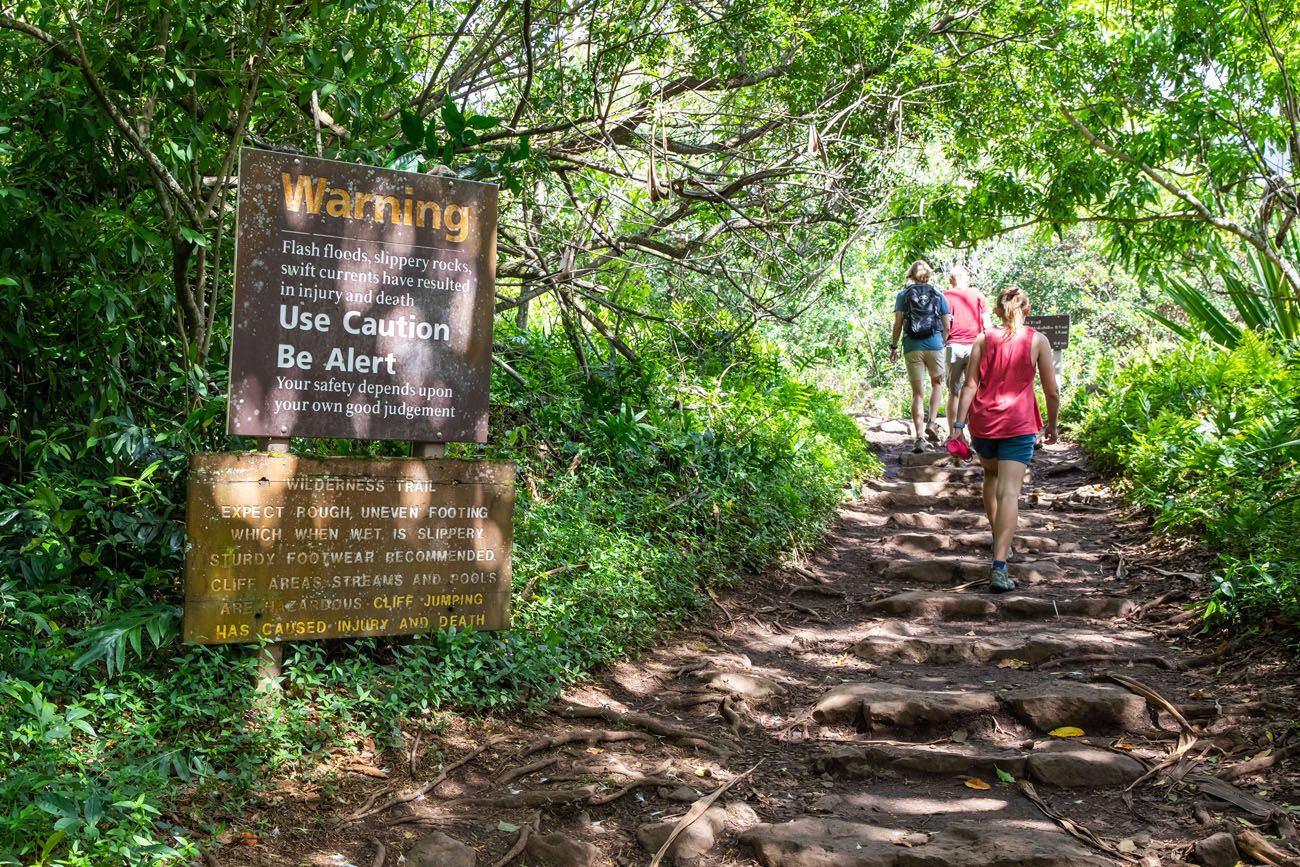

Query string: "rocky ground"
[[206, 421, 1300, 867]]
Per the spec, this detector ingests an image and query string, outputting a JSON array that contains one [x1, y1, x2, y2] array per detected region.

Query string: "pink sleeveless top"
[[969, 326, 1042, 439]]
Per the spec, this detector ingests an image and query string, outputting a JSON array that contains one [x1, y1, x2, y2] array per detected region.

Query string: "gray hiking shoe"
[[912, 438, 926, 453], [925, 422, 942, 443], [989, 565, 1017, 593]]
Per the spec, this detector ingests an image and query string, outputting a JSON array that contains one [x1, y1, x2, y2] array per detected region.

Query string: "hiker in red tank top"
[[947, 286, 1060, 593]]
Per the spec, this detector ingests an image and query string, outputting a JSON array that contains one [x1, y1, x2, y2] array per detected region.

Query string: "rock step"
[[868, 479, 982, 498], [817, 739, 1146, 788], [879, 491, 996, 511], [889, 532, 1077, 555], [870, 557, 1064, 586], [853, 621, 1122, 666], [899, 464, 1003, 483], [886, 511, 1058, 530], [813, 681, 1151, 734], [863, 590, 1137, 621], [899, 450, 960, 467], [742, 817, 1116, 867]]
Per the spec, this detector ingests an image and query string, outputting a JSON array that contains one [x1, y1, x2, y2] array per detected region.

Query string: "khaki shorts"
[[904, 349, 944, 393], [946, 342, 974, 395]]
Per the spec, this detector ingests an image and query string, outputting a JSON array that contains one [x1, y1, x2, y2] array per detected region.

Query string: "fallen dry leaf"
[[1049, 726, 1085, 738], [997, 658, 1029, 670], [1117, 838, 1139, 854], [963, 777, 991, 790]]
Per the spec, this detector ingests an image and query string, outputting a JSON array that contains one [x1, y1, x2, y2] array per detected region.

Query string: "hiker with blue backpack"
[[890, 260, 952, 454]]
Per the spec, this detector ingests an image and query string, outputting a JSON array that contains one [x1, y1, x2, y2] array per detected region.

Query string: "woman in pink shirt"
[[947, 287, 1060, 592]]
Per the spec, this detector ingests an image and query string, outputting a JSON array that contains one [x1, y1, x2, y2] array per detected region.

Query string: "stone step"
[[862, 591, 1137, 622], [870, 557, 1064, 586], [879, 491, 986, 511], [814, 680, 1154, 736], [1004, 681, 1151, 733], [852, 621, 1120, 666], [742, 817, 1116, 867], [899, 450, 958, 467], [888, 532, 1075, 555], [816, 738, 1145, 788], [868, 479, 982, 498], [886, 511, 1058, 531], [951, 532, 1079, 554], [899, 464, 991, 483], [812, 683, 998, 729]]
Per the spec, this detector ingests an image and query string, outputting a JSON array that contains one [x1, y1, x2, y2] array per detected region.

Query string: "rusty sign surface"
[[1025, 314, 1071, 349], [227, 148, 498, 442], [184, 453, 515, 645]]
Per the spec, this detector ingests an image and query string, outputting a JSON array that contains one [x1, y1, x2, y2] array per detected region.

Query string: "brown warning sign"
[[1025, 314, 1070, 349], [227, 148, 498, 442], [183, 453, 514, 644]]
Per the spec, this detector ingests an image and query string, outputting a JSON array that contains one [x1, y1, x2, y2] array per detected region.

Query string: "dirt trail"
[[219, 422, 1300, 867]]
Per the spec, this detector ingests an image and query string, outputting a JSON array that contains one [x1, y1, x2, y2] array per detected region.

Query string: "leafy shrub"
[[1069, 333, 1300, 625]]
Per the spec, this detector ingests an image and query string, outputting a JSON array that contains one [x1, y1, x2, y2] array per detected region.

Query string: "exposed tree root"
[[487, 812, 538, 867], [550, 703, 725, 753], [518, 728, 653, 758], [789, 585, 847, 599], [339, 735, 511, 824], [1237, 828, 1300, 866], [499, 755, 560, 785], [589, 773, 678, 805], [462, 785, 599, 808], [368, 837, 386, 867], [1215, 744, 1299, 782]]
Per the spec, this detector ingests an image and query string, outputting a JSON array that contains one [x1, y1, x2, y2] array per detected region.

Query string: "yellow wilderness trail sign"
[[184, 453, 515, 645]]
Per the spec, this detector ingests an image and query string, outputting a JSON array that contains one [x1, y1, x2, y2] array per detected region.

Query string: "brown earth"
[[199, 421, 1300, 867]]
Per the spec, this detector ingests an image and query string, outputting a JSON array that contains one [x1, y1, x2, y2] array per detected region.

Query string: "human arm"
[[890, 310, 904, 363], [940, 294, 952, 344], [1035, 333, 1060, 444], [979, 296, 992, 332], [947, 334, 985, 442]]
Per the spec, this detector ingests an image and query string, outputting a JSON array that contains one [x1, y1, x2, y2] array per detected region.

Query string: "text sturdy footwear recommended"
[[988, 565, 1017, 593]]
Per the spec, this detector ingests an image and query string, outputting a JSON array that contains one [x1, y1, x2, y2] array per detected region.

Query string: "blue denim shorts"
[[970, 433, 1037, 465]]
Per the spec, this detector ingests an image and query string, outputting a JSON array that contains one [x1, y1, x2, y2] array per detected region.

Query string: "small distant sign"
[[183, 453, 515, 644], [227, 148, 498, 442], [1026, 314, 1070, 349]]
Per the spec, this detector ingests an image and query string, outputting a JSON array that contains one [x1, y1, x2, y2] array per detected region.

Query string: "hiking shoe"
[[989, 565, 1017, 593], [925, 422, 942, 443], [912, 438, 926, 454]]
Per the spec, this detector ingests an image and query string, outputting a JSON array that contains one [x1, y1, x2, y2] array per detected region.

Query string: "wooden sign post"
[[186, 149, 509, 691]]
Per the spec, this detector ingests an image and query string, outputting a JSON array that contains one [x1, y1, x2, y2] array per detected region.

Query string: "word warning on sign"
[[184, 453, 515, 644], [227, 148, 498, 442]]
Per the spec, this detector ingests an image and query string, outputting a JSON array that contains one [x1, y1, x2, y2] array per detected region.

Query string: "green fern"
[[71, 604, 180, 678]]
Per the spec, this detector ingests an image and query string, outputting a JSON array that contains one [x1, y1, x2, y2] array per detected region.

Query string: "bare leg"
[[980, 455, 999, 532], [911, 389, 924, 439], [927, 375, 943, 428], [992, 460, 1028, 561], [949, 391, 961, 435]]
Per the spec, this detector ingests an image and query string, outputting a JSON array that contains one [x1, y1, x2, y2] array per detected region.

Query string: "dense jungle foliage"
[[2, 0, 1300, 861], [1070, 335, 1300, 627]]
